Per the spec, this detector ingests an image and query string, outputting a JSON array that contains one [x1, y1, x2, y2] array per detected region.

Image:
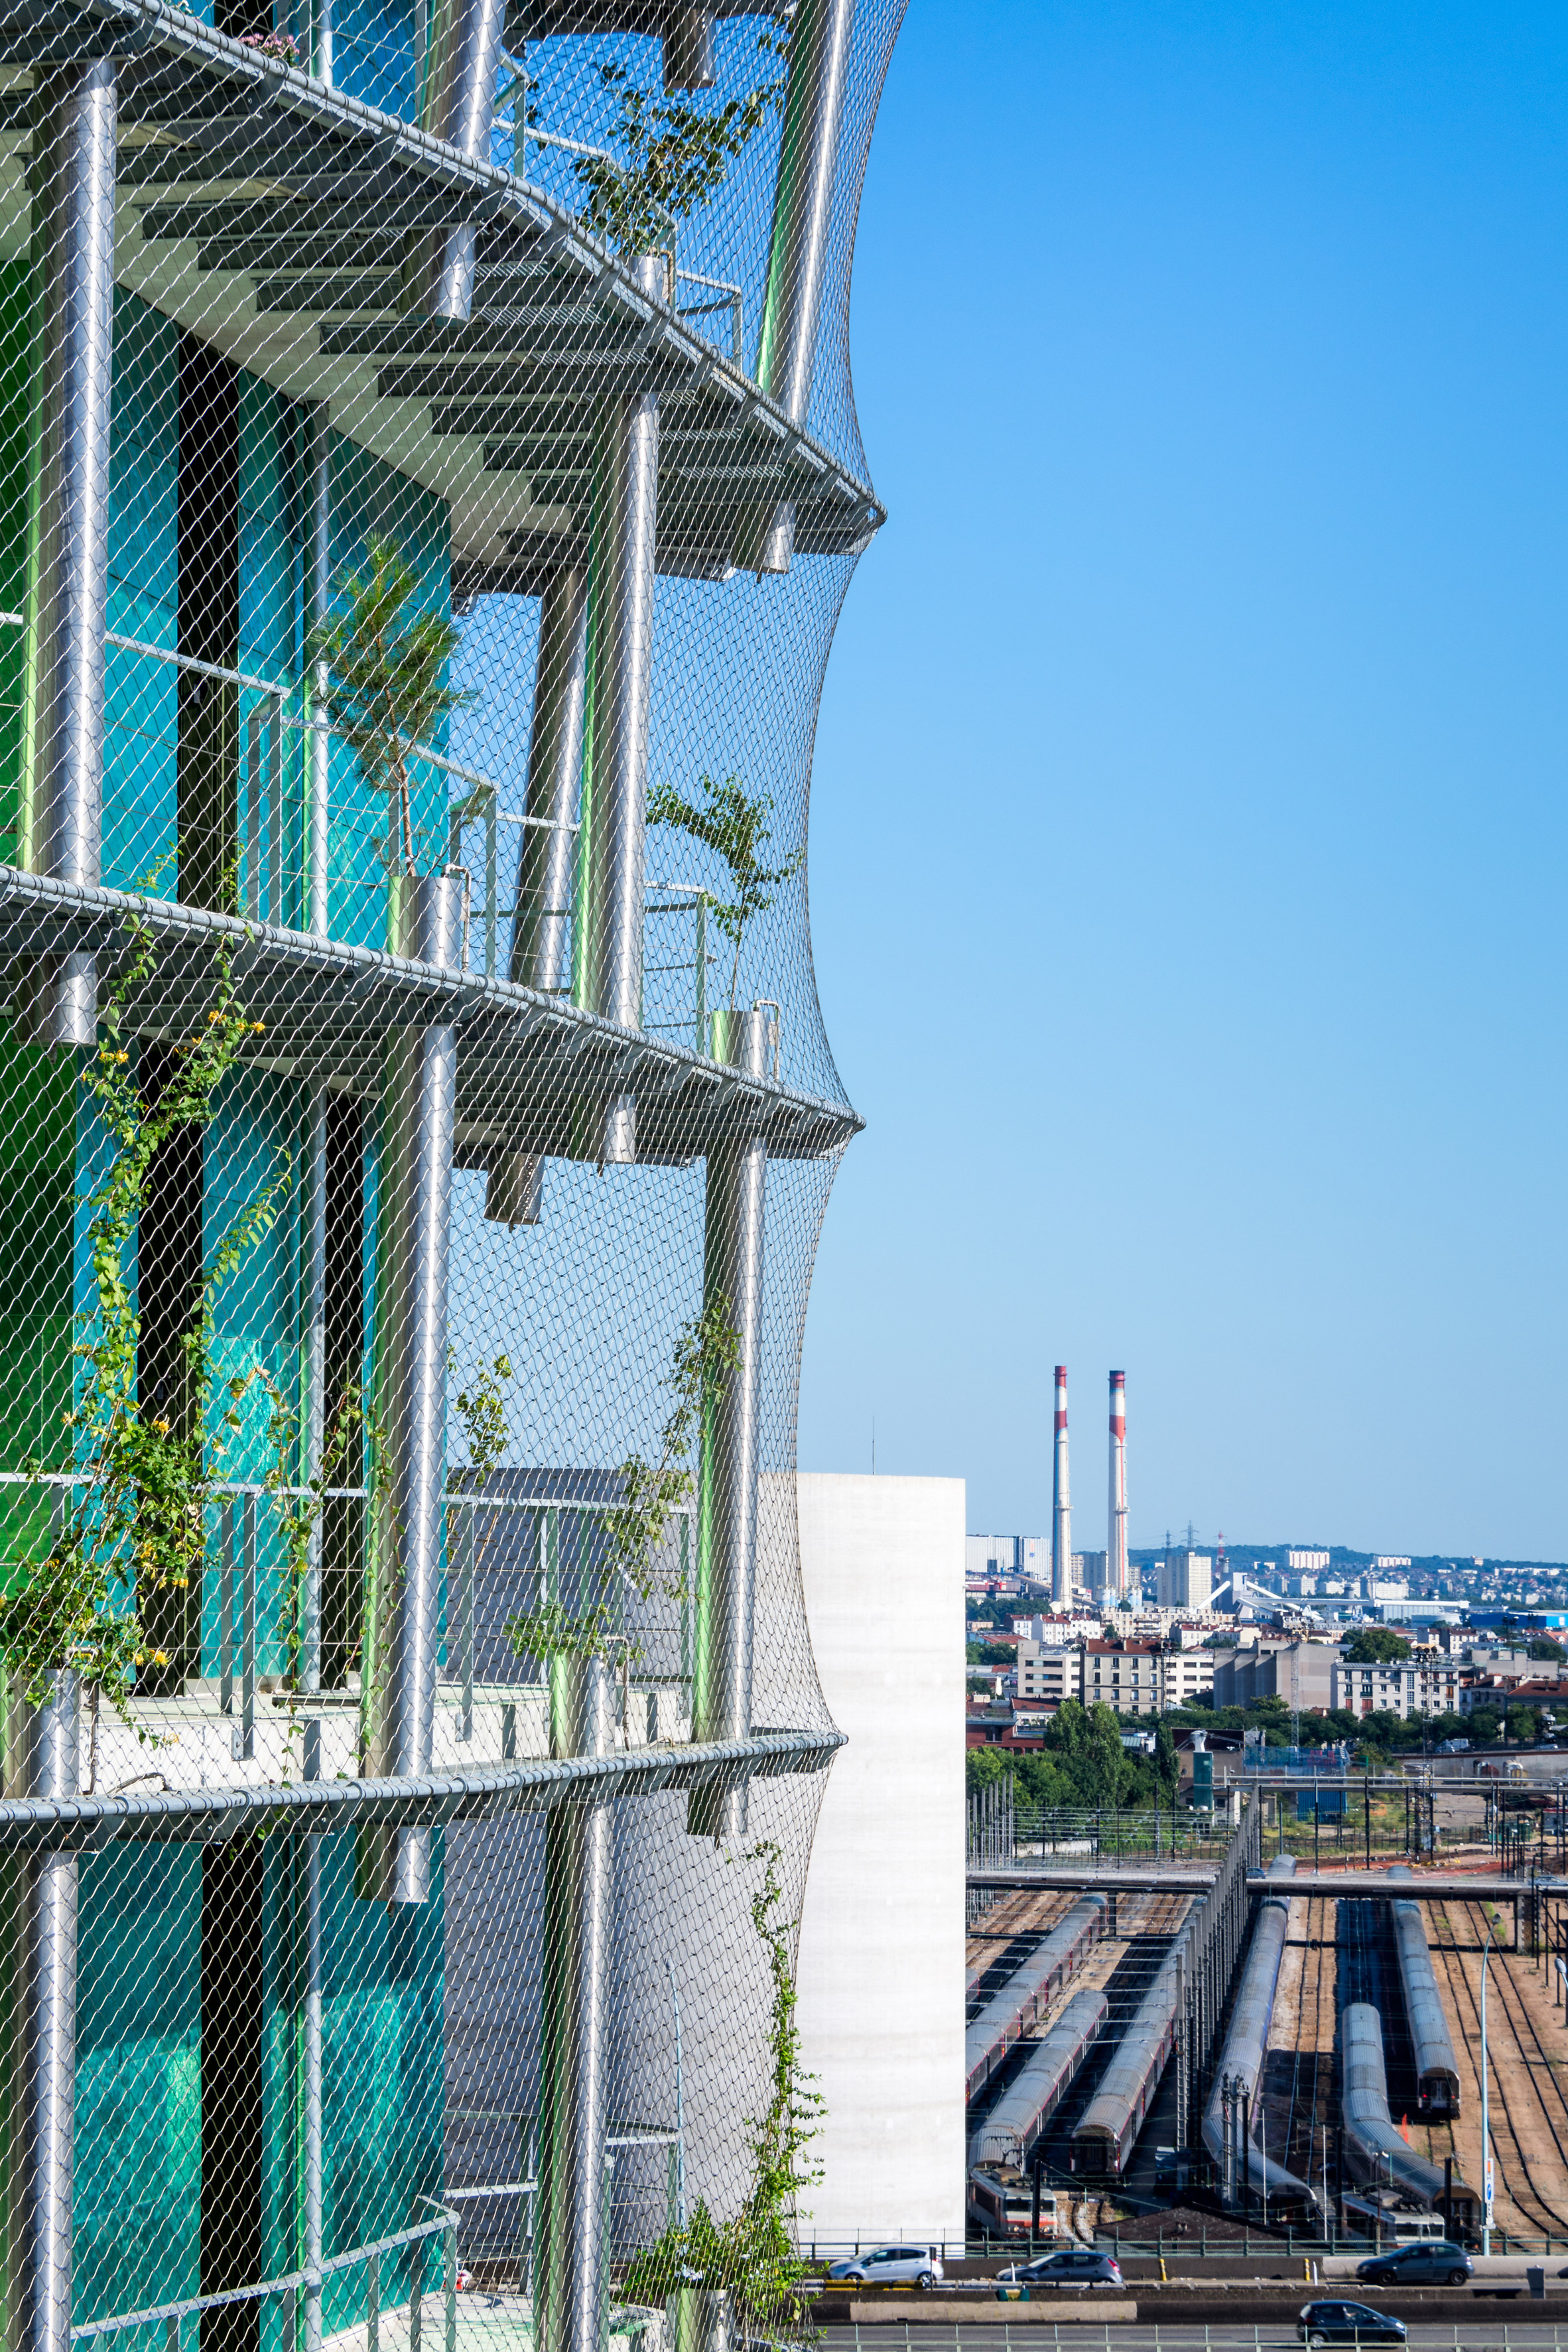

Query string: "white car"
[[826, 2247, 943, 2290]]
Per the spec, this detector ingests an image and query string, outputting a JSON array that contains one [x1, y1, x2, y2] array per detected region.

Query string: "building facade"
[[1013, 1637, 1214, 1715], [795, 1474, 966, 2248], [1157, 1548, 1212, 1612], [0, 9, 905, 2352]]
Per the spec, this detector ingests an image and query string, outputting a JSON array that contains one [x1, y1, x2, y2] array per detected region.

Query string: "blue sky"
[[796, 0, 1568, 1558]]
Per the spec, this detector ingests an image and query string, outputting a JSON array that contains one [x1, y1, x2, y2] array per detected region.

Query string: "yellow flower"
[[251, 1021, 265, 1034]]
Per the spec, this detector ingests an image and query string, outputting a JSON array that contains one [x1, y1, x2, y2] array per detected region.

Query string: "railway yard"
[[966, 1851, 1568, 2248]]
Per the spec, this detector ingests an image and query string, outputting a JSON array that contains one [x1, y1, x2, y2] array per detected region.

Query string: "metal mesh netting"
[[0, 3, 901, 2351]]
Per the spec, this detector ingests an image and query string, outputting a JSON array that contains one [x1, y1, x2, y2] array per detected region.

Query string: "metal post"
[[539, 1654, 612, 2352], [1481, 1927, 1494, 2252], [21, 58, 117, 1049], [403, 0, 507, 320], [578, 263, 660, 1162], [303, 1078, 328, 1699], [362, 874, 462, 1904], [220, 1497, 236, 1717], [750, 0, 853, 570], [235, 1490, 257, 1762], [9, 1669, 80, 2352], [455, 1500, 475, 1743], [308, 401, 331, 937], [688, 1007, 769, 1841], [304, 1717, 324, 2352], [490, 563, 589, 1228], [669, 1961, 686, 2229]]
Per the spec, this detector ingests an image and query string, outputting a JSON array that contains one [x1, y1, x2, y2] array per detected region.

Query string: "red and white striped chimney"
[[1051, 1365, 1071, 1604], [1108, 1370, 1128, 1599]]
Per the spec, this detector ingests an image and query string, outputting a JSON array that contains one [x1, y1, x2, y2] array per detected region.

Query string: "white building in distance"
[[1158, 1548, 1212, 1611]]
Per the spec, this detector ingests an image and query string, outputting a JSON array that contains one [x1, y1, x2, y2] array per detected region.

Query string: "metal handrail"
[[72, 2207, 458, 2343]]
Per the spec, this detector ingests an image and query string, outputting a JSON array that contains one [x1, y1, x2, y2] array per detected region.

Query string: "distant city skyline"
[[797, 0, 1568, 1558]]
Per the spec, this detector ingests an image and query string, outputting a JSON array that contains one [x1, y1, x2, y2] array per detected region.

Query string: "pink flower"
[[240, 30, 300, 63]]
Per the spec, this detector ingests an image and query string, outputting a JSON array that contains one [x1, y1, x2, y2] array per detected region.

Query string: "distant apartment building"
[[1158, 1547, 1212, 1611], [1073, 1551, 1110, 1592], [1013, 1637, 1214, 1715], [1333, 1653, 1467, 1718], [1285, 1549, 1333, 1575]]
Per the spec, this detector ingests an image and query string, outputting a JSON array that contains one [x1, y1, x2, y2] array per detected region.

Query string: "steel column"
[[308, 402, 331, 937], [578, 265, 661, 1159], [404, 0, 506, 319], [662, 6, 716, 89], [21, 60, 116, 1049], [303, 1720, 324, 2352], [362, 873, 462, 1904], [490, 562, 589, 1226], [539, 1654, 612, 2352], [302, 1080, 328, 1693], [688, 1008, 769, 1840], [8, 1670, 79, 2352], [750, 0, 852, 570]]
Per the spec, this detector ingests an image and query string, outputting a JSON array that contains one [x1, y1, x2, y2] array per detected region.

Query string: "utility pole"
[[1480, 1927, 1494, 2253]]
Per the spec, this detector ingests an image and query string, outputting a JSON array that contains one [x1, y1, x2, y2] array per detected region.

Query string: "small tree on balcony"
[[648, 773, 803, 1013], [308, 535, 472, 879], [571, 34, 787, 257]]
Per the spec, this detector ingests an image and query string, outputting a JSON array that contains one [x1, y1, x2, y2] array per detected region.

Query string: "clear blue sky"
[[797, 0, 1568, 1559]]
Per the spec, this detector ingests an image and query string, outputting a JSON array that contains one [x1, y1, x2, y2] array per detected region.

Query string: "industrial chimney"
[[1051, 1365, 1071, 1604], [1108, 1369, 1128, 1599]]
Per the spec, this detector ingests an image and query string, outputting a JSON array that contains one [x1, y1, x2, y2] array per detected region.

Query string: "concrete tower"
[[1051, 1364, 1071, 1604], [1107, 1369, 1128, 1599]]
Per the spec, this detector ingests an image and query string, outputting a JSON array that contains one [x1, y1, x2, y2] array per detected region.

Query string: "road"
[[819, 2329, 1568, 2351]]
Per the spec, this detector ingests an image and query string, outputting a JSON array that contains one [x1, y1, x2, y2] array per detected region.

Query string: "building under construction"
[[0, 3, 901, 2349]]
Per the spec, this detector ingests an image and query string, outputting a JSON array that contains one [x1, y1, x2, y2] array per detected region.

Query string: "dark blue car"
[[1298, 2301, 1409, 2346]]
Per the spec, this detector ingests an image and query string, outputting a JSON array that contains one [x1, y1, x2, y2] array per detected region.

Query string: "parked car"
[[1298, 2302, 1409, 2346], [826, 2247, 943, 2290], [1356, 2241, 1472, 2287], [996, 2250, 1124, 2295]]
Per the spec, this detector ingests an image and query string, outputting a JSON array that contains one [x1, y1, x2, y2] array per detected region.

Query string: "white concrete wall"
[[793, 1472, 967, 2253]]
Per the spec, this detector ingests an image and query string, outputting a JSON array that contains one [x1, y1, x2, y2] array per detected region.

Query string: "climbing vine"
[[622, 1841, 824, 2326], [505, 1300, 738, 1666], [0, 917, 283, 1718]]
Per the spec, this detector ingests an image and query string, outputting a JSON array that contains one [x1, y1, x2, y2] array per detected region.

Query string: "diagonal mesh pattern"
[[0, 3, 903, 2350]]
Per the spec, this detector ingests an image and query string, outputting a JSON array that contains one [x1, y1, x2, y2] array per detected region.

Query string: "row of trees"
[[966, 1699, 1178, 1807]]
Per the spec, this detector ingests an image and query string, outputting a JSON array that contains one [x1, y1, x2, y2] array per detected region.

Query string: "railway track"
[[1277, 1895, 1335, 2186], [1430, 1898, 1568, 2239]]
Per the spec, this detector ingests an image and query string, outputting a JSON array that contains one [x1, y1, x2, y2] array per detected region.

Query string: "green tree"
[[308, 535, 472, 879], [647, 773, 804, 1010], [1529, 1637, 1567, 1663], [966, 1748, 1011, 1799], [1341, 1627, 1412, 1665], [574, 38, 785, 255]]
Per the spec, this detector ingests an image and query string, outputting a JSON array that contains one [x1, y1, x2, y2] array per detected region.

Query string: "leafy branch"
[[575, 37, 786, 256], [647, 773, 803, 1012], [265, 1375, 387, 1698], [602, 1294, 738, 1601], [0, 919, 282, 1717], [505, 1301, 737, 1669], [307, 534, 473, 879]]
